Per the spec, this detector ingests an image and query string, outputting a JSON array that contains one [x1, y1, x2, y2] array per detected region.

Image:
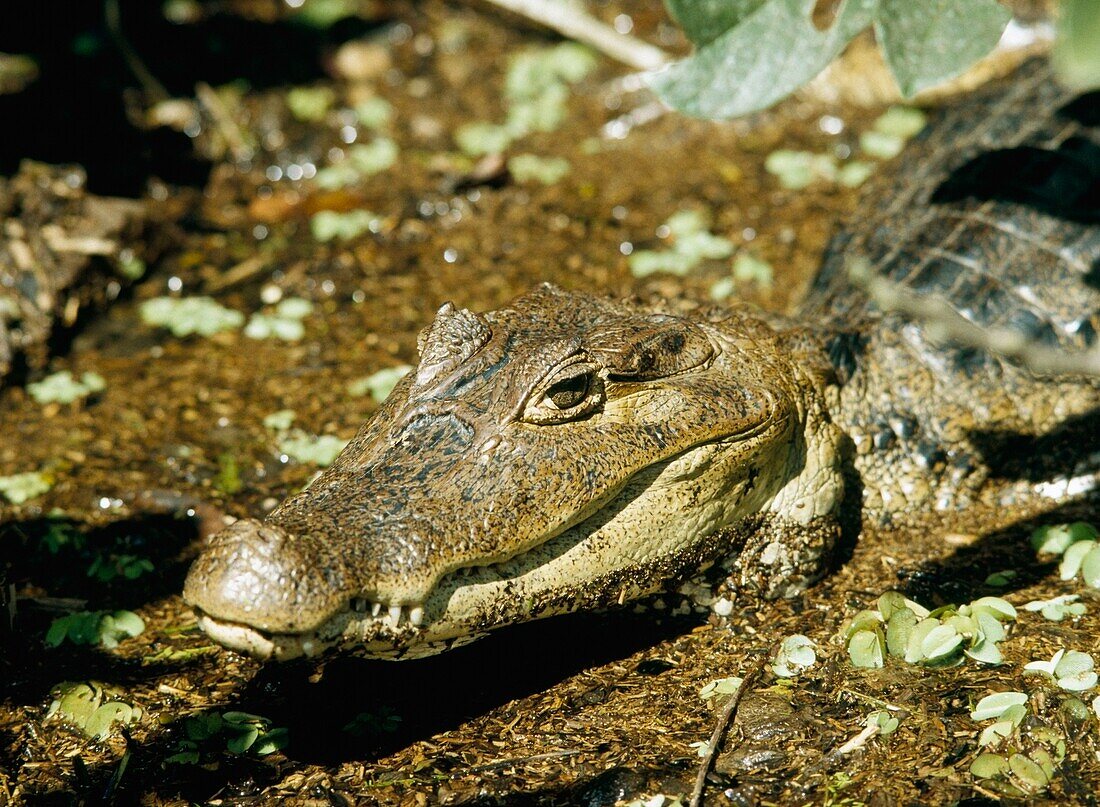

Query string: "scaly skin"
[[184, 61, 1099, 660]]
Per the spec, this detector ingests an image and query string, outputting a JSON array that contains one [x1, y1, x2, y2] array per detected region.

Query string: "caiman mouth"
[[191, 545, 572, 661], [192, 411, 784, 663]]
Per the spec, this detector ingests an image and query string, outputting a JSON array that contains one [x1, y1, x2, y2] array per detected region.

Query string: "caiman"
[[184, 61, 1100, 661]]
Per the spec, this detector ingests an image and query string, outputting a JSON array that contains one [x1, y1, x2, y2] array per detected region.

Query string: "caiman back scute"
[[803, 61, 1100, 517]]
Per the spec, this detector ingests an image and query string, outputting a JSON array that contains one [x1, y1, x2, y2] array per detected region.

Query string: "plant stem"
[[478, 0, 671, 71]]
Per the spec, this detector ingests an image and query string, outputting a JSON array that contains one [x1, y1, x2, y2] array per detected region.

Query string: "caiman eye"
[[547, 373, 589, 409], [522, 361, 604, 424]]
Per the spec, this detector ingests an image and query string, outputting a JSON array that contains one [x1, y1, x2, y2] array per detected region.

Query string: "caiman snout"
[[183, 518, 353, 636]]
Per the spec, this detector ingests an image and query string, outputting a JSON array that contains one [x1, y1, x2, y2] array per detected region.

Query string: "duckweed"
[[1032, 521, 1098, 554], [353, 97, 393, 130], [0, 470, 52, 504], [507, 154, 570, 185], [764, 150, 837, 189], [167, 711, 288, 764], [245, 297, 313, 342], [845, 592, 1015, 669], [28, 370, 105, 404], [46, 682, 142, 739], [46, 610, 145, 649], [310, 209, 380, 241], [771, 634, 816, 678], [455, 43, 595, 156], [140, 296, 244, 337], [262, 409, 296, 431], [278, 433, 349, 467], [1022, 594, 1087, 622], [1024, 649, 1098, 692], [699, 675, 743, 700], [347, 365, 412, 403], [286, 85, 335, 122], [629, 210, 735, 278]]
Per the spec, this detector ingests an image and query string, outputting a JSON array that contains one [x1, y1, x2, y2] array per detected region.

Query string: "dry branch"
[[849, 259, 1100, 377], [477, 0, 671, 71]]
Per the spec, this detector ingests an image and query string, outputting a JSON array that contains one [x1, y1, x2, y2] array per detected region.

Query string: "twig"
[[462, 748, 581, 774], [689, 653, 768, 807], [194, 82, 253, 164], [833, 722, 881, 756], [477, 0, 671, 71], [849, 259, 1100, 377], [104, 0, 170, 102]]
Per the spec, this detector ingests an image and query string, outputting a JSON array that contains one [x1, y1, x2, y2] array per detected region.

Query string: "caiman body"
[[185, 62, 1100, 661]]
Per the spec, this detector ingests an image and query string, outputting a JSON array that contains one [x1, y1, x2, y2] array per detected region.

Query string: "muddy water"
[[1, 2, 1096, 805]]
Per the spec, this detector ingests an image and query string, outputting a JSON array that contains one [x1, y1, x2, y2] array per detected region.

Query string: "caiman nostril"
[[183, 518, 352, 635]]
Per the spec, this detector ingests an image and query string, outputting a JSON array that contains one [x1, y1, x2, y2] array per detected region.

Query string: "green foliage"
[[652, 0, 880, 119], [286, 86, 335, 122], [654, 0, 1011, 119], [347, 365, 412, 403], [699, 675, 743, 700], [46, 610, 145, 649], [215, 452, 243, 495], [0, 470, 53, 504], [343, 706, 403, 736], [27, 370, 106, 405], [1024, 649, 1098, 692], [845, 592, 1014, 669], [310, 209, 381, 242], [140, 297, 244, 338], [167, 711, 289, 764], [455, 43, 595, 156], [46, 681, 142, 739], [507, 154, 571, 185], [628, 209, 734, 278], [1030, 522, 1100, 589], [772, 634, 816, 678], [1022, 594, 1087, 622], [278, 433, 349, 467], [1054, 0, 1100, 91], [873, 0, 1009, 96], [245, 297, 314, 342], [86, 553, 154, 582], [315, 138, 398, 189]]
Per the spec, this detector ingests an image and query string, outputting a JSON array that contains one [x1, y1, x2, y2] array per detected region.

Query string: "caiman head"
[[184, 284, 845, 660]]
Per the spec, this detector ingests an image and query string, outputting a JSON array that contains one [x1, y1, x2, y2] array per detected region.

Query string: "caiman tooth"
[[388, 605, 403, 627], [351, 598, 367, 612], [371, 601, 382, 617], [409, 606, 424, 626]]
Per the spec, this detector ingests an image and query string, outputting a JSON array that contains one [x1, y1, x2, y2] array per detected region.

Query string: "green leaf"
[[920, 624, 962, 662], [874, 0, 1010, 97], [970, 691, 1027, 721], [226, 725, 260, 754], [1054, 0, 1100, 91], [85, 702, 133, 739], [845, 609, 883, 639], [969, 597, 1017, 621], [965, 639, 1003, 666], [663, 0, 767, 45], [650, 0, 880, 120], [185, 713, 223, 741], [848, 629, 884, 668], [1082, 545, 1100, 588], [1060, 539, 1096, 580], [253, 727, 290, 755], [904, 617, 939, 663], [970, 752, 1008, 779], [885, 607, 917, 658], [1008, 753, 1049, 792], [46, 616, 72, 647]]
